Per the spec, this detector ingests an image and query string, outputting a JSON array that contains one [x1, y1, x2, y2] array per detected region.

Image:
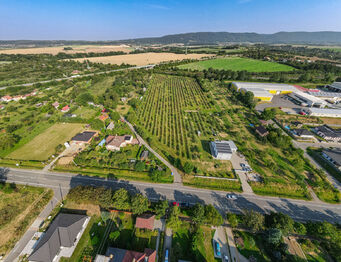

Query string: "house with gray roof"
[[28, 213, 89, 262], [210, 140, 237, 160]]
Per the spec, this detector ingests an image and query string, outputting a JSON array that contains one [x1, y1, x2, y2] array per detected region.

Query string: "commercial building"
[[289, 91, 327, 108], [326, 82, 341, 92], [307, 108, 341, 118], [314, 125, 341, 142], [322, 148, 341, 171], [28, 213, 89, 262], [231, 82, 297, 102], [308, 91, 341, 104], [210, 140, 237, 160]]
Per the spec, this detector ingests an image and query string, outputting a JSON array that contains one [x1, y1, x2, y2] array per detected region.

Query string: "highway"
[[1, 168, 341, 224], [0, 64, 155, 90]]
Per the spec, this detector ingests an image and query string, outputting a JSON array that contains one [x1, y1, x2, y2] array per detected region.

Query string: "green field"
[[8, 123, 84, 161], [178, 57, 295, 72]]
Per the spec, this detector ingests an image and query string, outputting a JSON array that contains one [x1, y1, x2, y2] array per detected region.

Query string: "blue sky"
[[0, 0, 341, 40]]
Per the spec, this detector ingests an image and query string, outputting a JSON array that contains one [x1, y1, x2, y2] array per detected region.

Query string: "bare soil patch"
[[72, 52, 215, 66], [0, 45, 131, 55]]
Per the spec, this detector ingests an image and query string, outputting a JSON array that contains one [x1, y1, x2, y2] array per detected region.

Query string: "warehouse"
[[289, 91, 327, 108], [307, 108, 341, 118], [210, 140, 237, 160], [326, 82, 341, 92], [231, 82, 297, 102], [308, 91, 341, 104]]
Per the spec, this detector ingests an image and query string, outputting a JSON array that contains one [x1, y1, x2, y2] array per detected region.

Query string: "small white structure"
[[307, 108, 341, 118], [210, 140, 237, 160]]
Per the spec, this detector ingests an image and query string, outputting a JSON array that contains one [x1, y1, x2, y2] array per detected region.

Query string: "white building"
[[210, 140, 237, 160], [290, 91, 327, 108], [307, 108, 341, 118]]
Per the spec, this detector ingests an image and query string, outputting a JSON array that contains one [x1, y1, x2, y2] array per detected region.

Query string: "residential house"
[[209, 140, 237, 160], [105, 135, 139, 151], [259, 120, 270, 126], [94, 247, 156, 262], [106, 122, 115, 130], [28, 213, 89, 262], [13, 95, 24, 101], [293, 129, 315, 139], [135, 214, 155, 231], [71, 131, 97, 145], [0, 105, 4, 110], [314, 125, 341, 142], [99, 113, 109, 121], [255, 125, 269, 137], [61, 105, 70, 113], [1, 95, 12, 102], [52, 101, 60, 109], [322, 148, 341, 171], [140, 150, 149, 160]]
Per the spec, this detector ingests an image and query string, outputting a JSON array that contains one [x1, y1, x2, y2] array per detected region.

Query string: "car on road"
[[214, 241, 221, 257], [164, 249, 169, 262], [240, 163, 245, 167], [227, 194, 237, 199], [224, 255, 229, 261]]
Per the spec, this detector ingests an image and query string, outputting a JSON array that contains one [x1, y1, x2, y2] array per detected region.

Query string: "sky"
[[0, 0, 341, 40]]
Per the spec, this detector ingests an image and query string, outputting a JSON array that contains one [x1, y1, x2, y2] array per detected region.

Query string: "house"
[[105, 135, 139, 151], [314, 125, 341, 142], [99, 113, 109, 121], [292, 121, 303, 128], [135, 214, 155, 231], [140, 150, 149, 160], [52, 101, 60, 109], [0, 105, 4, 110], [106, 122, 115, 130], [255, 125, 269, 137], [13, 95, 24, 101], [95, 247, 156, 262], [71, 131, 97, 144], [259, 120, 269, 126], [322, 148, 341, 171], [1, 95, 12, 102], [209, 140, 237, 160], [293, 129, 315, 139], [72, 70, 80, 75], [28, 213, 89, 262], [61, 105, 70, 113]]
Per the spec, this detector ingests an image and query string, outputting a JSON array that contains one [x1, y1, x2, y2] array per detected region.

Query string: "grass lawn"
[[171, 222, 192, 262], [73, 106, 98, 119], [8, 123, 84, 161], [234, 230, 271, 262], [183, 175, 242, 192], [178, 57, 296, 72], [0, 183, 52, 257], [196, 226, 219, 262], [299, 239, 329, 262]]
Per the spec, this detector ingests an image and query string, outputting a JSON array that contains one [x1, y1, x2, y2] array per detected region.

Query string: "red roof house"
[[135, 214, 155, 231], [61, 105, 70, 112]]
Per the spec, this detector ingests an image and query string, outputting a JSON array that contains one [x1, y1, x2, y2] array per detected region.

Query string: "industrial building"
[[289, 91, 327, 108], [326, 82, 341, 92], [307, 108, 341, 118], [308, 91, 341, 104], [232, 82, 298, 102], [210, 140, 237, 160]]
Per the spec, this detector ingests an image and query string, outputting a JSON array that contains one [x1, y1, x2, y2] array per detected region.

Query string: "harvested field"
[[0, 45, 131, 55], [72, 52, 214, 66], [8, 123, 84, 161]]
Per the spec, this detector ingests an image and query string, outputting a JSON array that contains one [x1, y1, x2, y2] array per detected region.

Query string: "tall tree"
[[131, 193, 149, 215], [192, 203, 205, 225], [112, 188, 131, 211], [243, 210, 264, 233], [204, 205, 223, 226]]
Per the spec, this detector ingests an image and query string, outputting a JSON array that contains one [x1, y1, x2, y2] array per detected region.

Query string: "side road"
[[124, 118, 183, 184]]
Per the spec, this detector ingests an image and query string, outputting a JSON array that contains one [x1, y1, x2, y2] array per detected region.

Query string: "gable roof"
[[294, 129, 314, 137], [135, 214, 155, 230], [72, 131, 96, 142], [255, 125, 268, 136], [104, 247, 156, 262], [28, 213, 87, 262]]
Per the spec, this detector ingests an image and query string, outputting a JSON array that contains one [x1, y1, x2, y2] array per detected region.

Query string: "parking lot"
[[256, 94, 305, 112]]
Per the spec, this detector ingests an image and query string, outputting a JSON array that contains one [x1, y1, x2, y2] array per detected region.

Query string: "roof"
[[106, 122, 115, 130], [28, 213, 87, 262], [328, 82, 341, 90], [232, 82, 297, 92], [323, 148, 341, 166], [308, 108, 341, 115], [105, 247, 156, 262], [255, 125, 269, 136], [106, 135, 132, 148], [315, 125, 341, 138], [135, 214, 155, 230], [72, 131, 97, 142], [211, 140, 237, 154], [292, 91, 327, 105], [308, 91, 341, 98], [294, 129, 314, 137]]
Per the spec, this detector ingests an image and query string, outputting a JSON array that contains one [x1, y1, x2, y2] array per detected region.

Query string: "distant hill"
[[1, 31, 341, 47]]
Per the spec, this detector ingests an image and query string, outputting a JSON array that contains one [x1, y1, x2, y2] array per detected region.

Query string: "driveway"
[[213, 226, 229, 259], [225, 226, 249, 262], [230, 154, 254, 194], [163, 227, 172, 261]]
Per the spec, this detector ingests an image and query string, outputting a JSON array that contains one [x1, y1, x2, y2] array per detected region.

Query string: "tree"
[[154, 200, 168, 219], [135, 161, 145, 171], [265, 212, 294, 236], [76, 92, 93, 106], [265, 228, 282, 246], [204, 205, 223, 226], [101, 211, 110, 225], [0, 133, 19, 150], [261, 108, 276, 120], [243, 210, 264, 233], [112, 188, 131, 211], [167, 206, 181, 230], [192, 203, 205, 225], [109, 231, 120, 242], [227, 213, 238, 228], [183, 162, 194, 174], [131, 193, 149, 215], [90, 119, 104, 130], [294, 222, 306, 235]]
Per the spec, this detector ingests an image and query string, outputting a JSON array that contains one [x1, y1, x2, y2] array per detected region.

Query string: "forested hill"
[[124, 31, 341, 45], [1, 31, 341, 47]]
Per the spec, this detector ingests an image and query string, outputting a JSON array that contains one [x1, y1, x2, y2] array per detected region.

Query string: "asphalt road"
[[1, 168, 341, 224]]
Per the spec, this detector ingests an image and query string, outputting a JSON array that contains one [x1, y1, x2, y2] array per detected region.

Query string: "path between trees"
[[124, 118, 183, 185]]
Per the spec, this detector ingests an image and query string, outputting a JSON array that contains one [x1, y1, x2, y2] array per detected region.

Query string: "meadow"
[[72, 52, 214, 66], [8, 123, 84, 161], [178, 57, 296, 72]]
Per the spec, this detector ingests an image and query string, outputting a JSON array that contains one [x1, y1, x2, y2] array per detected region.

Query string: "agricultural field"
[[178, 57, 296, 72], [8, 123, 84, 161], [134, 74, 234, 178], [0, 183, 52, 257], [72, 52, 214, 66], [0, 45, 131, 55]]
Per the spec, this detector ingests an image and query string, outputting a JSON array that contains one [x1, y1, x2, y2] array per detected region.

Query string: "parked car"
[[171, 201, 179, 207], [224, 255, 229, 261], [215, 241, 221, 257], [165, 249, 169, 262], [227, 194, 237, 199]]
